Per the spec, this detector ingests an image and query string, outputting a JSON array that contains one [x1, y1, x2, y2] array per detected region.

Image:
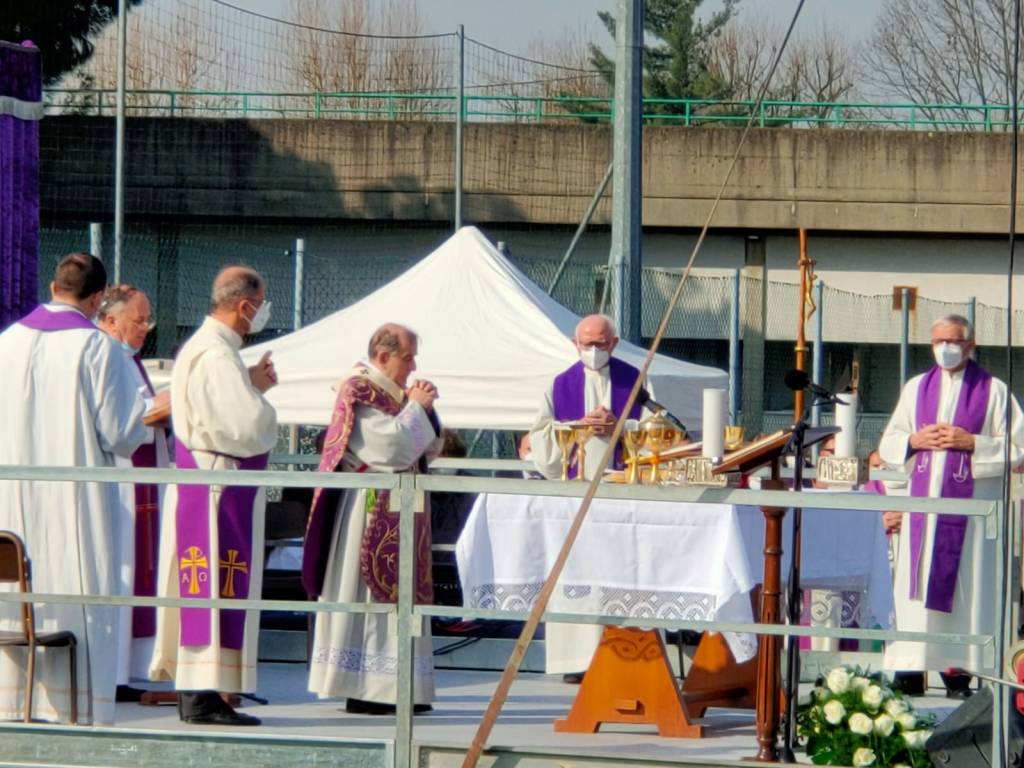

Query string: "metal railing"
[[41, 88, 1024, 131], [0, 460, 1014, 767]]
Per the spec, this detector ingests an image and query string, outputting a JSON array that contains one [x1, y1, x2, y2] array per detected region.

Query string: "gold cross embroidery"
[[179, 545, 208, 595], [219, 549, 248, 598]]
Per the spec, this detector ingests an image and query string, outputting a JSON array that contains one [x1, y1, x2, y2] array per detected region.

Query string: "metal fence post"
[[454, 25, 465, 232], [811, 280, 824, 430], [288, 239, 305, 460], [394, 474, 416, 768], [900, 287, 910, 386], [89, 222, 104, 261], [113, 0, 128, 284], [728, 269, 741, 425], [967, 295, 977, 337]]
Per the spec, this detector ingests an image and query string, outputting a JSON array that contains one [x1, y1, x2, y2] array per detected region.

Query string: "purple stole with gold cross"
[[302, 369, 434, 604], [908, 360, 992, 613], [174, 440, 269, 649]]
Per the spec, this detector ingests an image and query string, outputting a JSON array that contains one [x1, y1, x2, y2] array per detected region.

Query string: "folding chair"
[[0, 531, 78, 724]]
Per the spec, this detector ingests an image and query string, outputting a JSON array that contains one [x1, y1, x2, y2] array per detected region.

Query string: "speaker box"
[[926, 686, 1024, 768]]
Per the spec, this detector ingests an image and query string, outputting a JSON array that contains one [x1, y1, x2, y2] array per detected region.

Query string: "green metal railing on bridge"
[[42, 88, 1023, 131]]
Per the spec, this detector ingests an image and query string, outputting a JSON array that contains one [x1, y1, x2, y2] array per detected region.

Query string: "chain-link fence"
[[39, 221, 1024, 459]]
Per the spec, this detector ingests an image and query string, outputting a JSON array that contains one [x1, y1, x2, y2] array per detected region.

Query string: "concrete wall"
[[40, 117, 1021, 235]]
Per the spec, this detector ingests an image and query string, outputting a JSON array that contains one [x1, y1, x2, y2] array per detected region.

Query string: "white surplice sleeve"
[[349, 401, 440, 471], [972, 378, 1024, 478], [81, 333, 149, 459], [528, 386, 562, 481], [879, 374, 922, 469], [187, 347, 278, 457]]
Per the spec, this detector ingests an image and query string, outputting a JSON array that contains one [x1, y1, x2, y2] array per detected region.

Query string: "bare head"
[[50, 252, 107, 318], [368, 323, 418, 388], [573, 314, 618, 369], [97, 284, 153, 352], [210, 265, 268, 338], [930, 314, 974, 372]]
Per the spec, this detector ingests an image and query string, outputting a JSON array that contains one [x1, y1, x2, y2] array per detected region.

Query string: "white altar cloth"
[[456, 494, 760, 662], [456, 493, 894, 664]]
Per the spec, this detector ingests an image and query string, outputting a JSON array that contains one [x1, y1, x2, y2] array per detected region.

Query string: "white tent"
[[242, 227, 728, 429]]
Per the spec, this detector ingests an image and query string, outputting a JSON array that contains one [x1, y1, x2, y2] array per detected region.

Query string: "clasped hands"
[[909, 423, 975, 452], [580, 405, 615, 436], [407, 379, 438, 411]]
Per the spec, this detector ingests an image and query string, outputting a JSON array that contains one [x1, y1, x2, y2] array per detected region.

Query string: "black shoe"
[[891, 671, 926, 696], [941, 670, 973, 699], [116, 685, 146, 703], [344, 698, 432, 715], [562, 672, 585, 685], [183, 708, 261, 726]]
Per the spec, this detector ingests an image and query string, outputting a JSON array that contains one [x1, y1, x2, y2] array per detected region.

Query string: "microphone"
[[783, 369, 849, 406], [636, 387, 689, 433]]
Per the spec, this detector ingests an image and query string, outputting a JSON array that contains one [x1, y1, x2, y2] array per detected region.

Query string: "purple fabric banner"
[[908, 361, 992, 613], [174, 439, 268, 650], [0, 42, 41, 331], [18, 304, 95, 332], [551, 357, 643, 475]]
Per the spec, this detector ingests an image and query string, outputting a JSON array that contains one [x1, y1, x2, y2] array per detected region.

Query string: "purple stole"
[[175, 439, 269, 650], [18, 303, 95, 332], [302, 370, 434, 604], [909, 361, 992, 613], [129, 356, 160, 638], [551, 358, 643, 476]]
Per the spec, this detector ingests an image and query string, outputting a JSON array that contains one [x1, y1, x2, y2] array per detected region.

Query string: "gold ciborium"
[[555, 425, 575, 482], [621, 419, 645, 485], [572, 424, 594, 481], [642, 412, 680, 484]]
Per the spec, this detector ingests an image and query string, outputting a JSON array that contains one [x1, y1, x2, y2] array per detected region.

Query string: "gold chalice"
[[643, 413, 679, 484], [621, 419, 645, 485], [724, 425, 745, 452], [572, 424, 594, 481], [555, 425, 575, 482]]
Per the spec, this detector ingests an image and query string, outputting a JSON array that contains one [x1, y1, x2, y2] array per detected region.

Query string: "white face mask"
[[120, 340, 141, 357], [579, 345, 610, 370], [933, 341, 964, 370], [246, 300, 272, 334]]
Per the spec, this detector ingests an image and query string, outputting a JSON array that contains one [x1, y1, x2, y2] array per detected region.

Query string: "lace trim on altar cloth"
[[469, 583, 719, 621], [311, 646, 434, 676]]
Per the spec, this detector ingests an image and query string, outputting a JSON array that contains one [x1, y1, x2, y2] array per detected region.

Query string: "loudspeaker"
[[926, 686, 1024, 768]]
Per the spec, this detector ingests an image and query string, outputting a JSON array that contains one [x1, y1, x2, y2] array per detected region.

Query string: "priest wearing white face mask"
[[149, 266, 278, 726], [528, 313, 655, 680], [97, 285, 171, 697], [879, 314, 1024, 692]]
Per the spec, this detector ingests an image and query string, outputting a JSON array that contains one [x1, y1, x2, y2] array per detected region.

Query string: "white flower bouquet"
[[797, 665, 936, 766]]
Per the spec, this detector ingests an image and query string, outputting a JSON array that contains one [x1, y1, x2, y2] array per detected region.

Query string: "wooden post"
[[753, 475, 787, 762]]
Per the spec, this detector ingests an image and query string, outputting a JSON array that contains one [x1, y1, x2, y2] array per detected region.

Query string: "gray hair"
[[367, 323, 418, 359], [210, 266, 264, 311], [931, 314, 974, 341], [97, 284, 141, 321]]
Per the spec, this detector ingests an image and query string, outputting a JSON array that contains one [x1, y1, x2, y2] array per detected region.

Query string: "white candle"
[[835, 392, 858, 458], [702, 388, 726, 459]]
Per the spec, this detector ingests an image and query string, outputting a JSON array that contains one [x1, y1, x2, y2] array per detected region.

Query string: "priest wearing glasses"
[[880, 314, 1024, 696]]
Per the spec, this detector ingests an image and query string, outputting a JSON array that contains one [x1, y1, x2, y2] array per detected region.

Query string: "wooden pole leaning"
[[460, 5, 808, 764]]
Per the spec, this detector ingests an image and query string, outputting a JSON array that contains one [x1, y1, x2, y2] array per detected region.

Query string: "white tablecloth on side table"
[[455, 493, 760, 662]]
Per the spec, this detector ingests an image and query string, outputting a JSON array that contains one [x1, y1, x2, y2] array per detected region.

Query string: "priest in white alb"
[[0, 253, 148, 725], [304, 323, 443, 714], [97, 284, 171, 693], [880, 314, 1023, 693], [149, 266, 278, 726], [528, 314, 655, 681]]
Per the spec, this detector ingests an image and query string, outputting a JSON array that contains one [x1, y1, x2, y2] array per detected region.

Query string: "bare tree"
[[862, 0, 1023, 129], [707, 15, 858, 126]]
